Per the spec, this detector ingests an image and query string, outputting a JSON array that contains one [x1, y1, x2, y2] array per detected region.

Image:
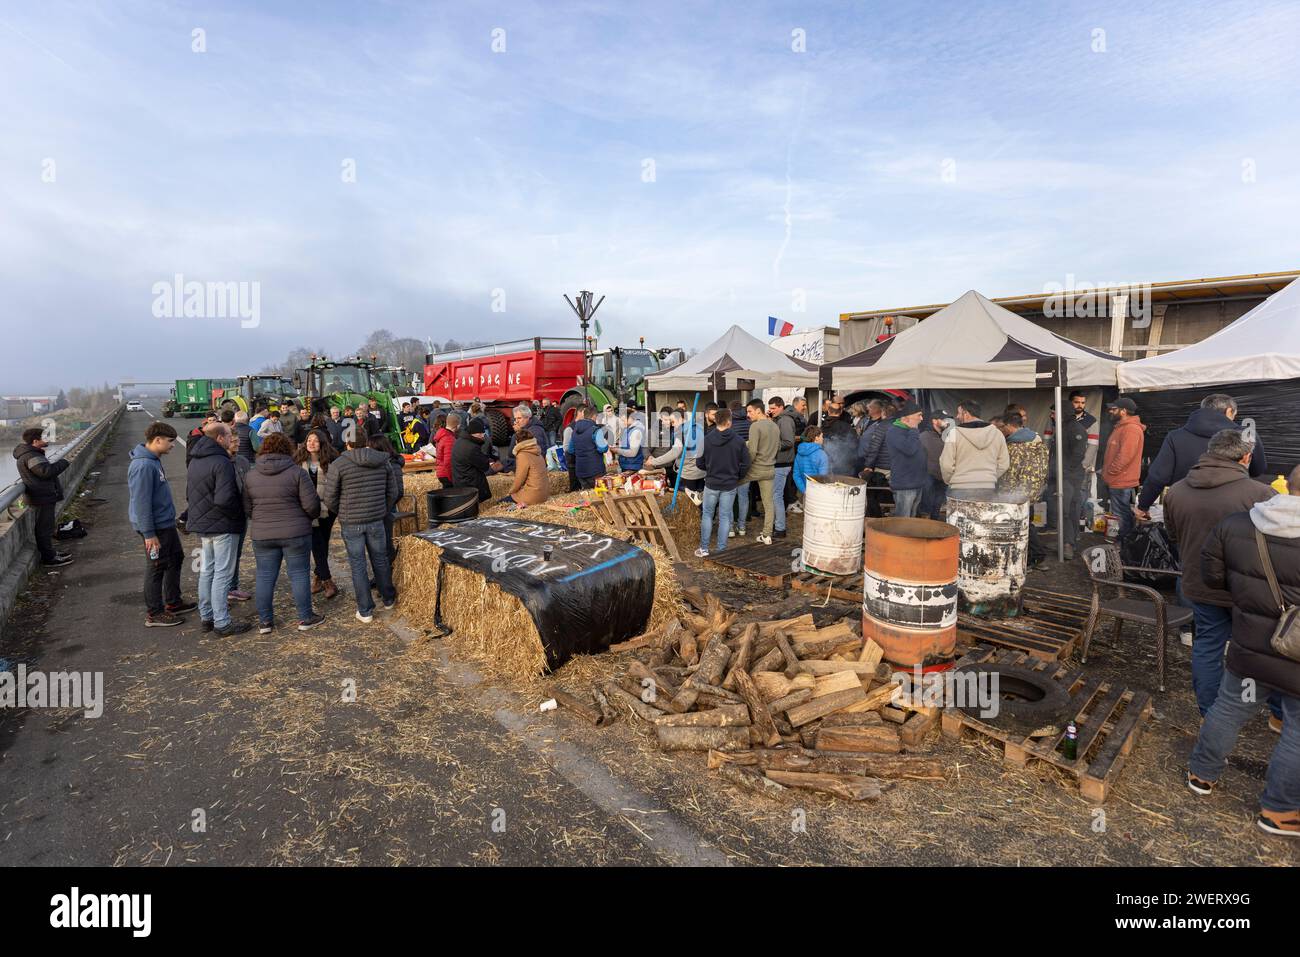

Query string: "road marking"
[[385, 617, 732, 866]]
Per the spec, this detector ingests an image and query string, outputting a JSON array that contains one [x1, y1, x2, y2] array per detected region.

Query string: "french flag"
[[768, 316, 793, 337]]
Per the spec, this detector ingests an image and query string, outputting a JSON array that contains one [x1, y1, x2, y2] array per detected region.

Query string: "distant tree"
[[54, 389, 68, 411]]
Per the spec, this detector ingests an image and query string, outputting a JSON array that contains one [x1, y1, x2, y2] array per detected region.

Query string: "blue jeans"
[[342, 520, 396, 616], [920, 476, 946, 520], [892, 487, 922, 518], [1189, 668, 1300, 812], [735, 483, 750, 531], [701, 487, 738, 552], [1110, 487, 1134, 540], [253, 535, 314, 626], [1191, 601, 1283, 719], [198, 533, 240, 628], [772, 466, 791, 532]]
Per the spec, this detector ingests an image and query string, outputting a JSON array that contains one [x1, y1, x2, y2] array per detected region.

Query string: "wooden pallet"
[[940, 645, 1153, 802], [790, 569, 861, 602], [591, 490, 682, 562], [705, 540, 799, 587]]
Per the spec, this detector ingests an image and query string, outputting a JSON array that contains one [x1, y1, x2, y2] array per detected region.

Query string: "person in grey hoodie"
[[242, 432, 323, 633], [321, 437, 400, 621], [940, 399, 1010, 490]]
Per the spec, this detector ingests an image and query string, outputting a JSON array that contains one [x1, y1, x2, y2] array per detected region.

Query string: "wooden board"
[[705, 540, 799, 588], [939, 645, 1152, 802], [591, 490, 682, 562]]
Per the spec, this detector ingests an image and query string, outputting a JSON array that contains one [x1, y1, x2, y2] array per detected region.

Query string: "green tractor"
[[212, 375, 296, 416], [559, 345, 685, 427], [294, 355, 405, 449]]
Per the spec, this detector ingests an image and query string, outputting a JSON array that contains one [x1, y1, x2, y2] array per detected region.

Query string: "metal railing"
[[0, 406, 121, 515]]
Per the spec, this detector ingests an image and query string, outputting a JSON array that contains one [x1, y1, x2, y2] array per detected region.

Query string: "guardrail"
[[1, 407, 121, 516]]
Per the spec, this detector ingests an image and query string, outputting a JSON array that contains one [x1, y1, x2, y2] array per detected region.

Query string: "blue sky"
[[2, 0, 1298, 391]]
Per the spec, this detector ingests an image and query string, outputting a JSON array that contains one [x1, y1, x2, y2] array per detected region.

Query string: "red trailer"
[[424, 337, 587, 444]]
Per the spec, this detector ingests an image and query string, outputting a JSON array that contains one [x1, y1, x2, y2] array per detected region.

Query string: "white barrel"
[[945, 489, 1029, 618], [802, 475, 867, 576]]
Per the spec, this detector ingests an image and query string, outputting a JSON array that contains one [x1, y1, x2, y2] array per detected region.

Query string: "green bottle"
[[1062, 721, 1078, 760]]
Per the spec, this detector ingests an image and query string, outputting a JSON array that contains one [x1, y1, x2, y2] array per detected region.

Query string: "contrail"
[[772, 80, 809, 281]]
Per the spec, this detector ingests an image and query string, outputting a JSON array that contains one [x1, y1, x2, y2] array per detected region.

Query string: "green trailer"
[[162, 378, 238, 418]]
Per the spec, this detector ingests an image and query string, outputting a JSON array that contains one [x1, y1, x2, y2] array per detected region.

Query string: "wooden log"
[[750, 646, 785, 674], [786, 686, 867, 727], [681, 588, 710, 612], [775, 631, 805, 679], [716, 764, 790, 800], [800, 659, 880, 676], [655, 704, 750, 727], [821, 710, 884, 728], [857, 637, 884, 669], [710, 748, 946, 780], [656, 724, 750, 752], [670, 638, 732, 712], [764, 770, 883, 801], [591, 684, 615, 725], [695, 685, 745, 706], [840, 680, 900, 714], [815, 724, 901, 754], [899, 711, 937, 748], [733, 667, 781, 748], [604, 682, 665, 722], [766, 687, 813, 714], [810, 670, 863, 697], [551, 690, 603, 725], [757, 614, 815, 637], [721, 629, 755, 691], [881, 706, 909, 724]]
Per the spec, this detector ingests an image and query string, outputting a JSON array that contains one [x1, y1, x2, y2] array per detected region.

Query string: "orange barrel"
[[862, 517, 960, 667], [801, 475, 867, 576]]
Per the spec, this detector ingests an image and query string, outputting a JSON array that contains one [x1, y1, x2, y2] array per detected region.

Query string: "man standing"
[[129, 421, 193, 627], [615, 408, 646, 473], [1051, 393, 1094, 559], [232, 410, 255, 461], [1136, 392, 1268, 521], [884, 402, 928, 518], [694, 408, 751, 557], [858, 399, 893, 518], [1164, 430, 1279, 720], [918, 410, 950, 520], [1101, 397, 1145, 540], [1191, 466, 1300, 838], [997, 413, 1050, 567], [186, 422, 250, 636], [367, 398, 389, 436], [540, 397, 562, 449], [13, 427, 73, 568], [940, 399, 1010, 490], [819, 402, 858, 476], [769, 397, 798, 536], [740, 400, 779, 544], [566, 407, 607, 490], [327, 406, 347, 451], [321, 434, 401, 623], [453, 418, 503, 501]]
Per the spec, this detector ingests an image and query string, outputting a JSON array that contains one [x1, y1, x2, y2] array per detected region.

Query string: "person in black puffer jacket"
[[233, 411, 255, 462], [1190, 474, 1300, 837], [242, 433, 322, 632], [321, 438, 400, 620], [454, 419, 503, 500], [186, 424, 248, 634], [14, 427, 71, 566]]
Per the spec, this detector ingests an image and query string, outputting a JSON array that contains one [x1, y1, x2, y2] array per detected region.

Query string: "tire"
[[559, 393, 586, 431], [162, 408, 174, 418], [486, 408, 511, 447], [954, 663, 1072, 733]]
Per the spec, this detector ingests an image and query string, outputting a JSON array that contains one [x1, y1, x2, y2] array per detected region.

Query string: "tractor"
[[293, 355, 405, 449], [212, 375, 296, 416]]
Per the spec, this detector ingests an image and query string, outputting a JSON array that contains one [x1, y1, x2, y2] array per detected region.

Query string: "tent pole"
[[1055, 384, 1065, 563], [668, 391, 700, 514]]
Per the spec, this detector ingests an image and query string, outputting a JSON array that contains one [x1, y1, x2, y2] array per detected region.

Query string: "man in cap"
[[884, 401, 929, 518], [918, 409, 951, 519], [451, 417, 502, 502], [1101, 397, 1145, 541]]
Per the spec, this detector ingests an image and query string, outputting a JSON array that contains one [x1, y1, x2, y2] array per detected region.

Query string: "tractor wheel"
[[486, 408, 512, 447], [559, 393, 587, 431], [162, 408, 174, 418]]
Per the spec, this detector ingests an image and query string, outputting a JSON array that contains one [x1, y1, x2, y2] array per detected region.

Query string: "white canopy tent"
[[644, 324, 819, 393], [1119, 277, 1300, 390], [826, 290, 1122, 561]]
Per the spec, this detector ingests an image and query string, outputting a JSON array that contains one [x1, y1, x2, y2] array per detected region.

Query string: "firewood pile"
[[554, 588, 946, 802]]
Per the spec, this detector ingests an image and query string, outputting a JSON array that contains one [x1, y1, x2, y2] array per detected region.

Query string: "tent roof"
[[645, 324, 818, 391], [1118, 277, 1300, 390], [827, 290, 1121, 390]]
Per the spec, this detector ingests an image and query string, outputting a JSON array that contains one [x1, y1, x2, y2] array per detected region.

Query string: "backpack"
[[55, 518, 88, 540]]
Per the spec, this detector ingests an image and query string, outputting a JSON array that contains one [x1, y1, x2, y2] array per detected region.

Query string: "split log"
[[591, 685, 616, 725], [721, 629, 755, 691], [821, 710, 884, 728], [655, 704, 750, 727], [670, 639, 731, 711], [695, 684, 745, 706], [881, 706, 908, 724], [857, 637, 884, 669], [764, 770, 883, 801], [800, 659, 880, 676], [678, 629, 699, 666], [815, 724, 901, 754], [766, 687, 813, 714], [751, 646, 785, 674], [733, 667, 781, 748], [774, 631, 805, 679], [786, 687, 866, 727], [604, 682, 665, 722], [899, 711, 936, 748], [753, 671, 793, 701], [716, 764, 790, 800], [551, 690, 603, 725], [681, 588, 710, 612], [756, 614, 814, 637], [841, 680, 901, 714], [710, 748, 946, 779], [657, 724, 750, 752]]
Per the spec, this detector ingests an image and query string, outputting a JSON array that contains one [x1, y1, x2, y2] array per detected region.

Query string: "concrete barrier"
[[0, 406, 124, 642]]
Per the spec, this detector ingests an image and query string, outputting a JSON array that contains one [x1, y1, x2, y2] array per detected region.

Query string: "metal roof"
[[838, 270, 1300, 323]]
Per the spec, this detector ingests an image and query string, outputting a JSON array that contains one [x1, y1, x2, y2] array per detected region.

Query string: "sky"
[[2, 0, 1298, 392]]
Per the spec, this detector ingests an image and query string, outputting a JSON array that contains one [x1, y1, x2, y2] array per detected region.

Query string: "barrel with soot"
[[945, 488, 1029, 617], [426, 487, 481, 526], [801, 475, 867, 576], [862, 518, 960, 667]]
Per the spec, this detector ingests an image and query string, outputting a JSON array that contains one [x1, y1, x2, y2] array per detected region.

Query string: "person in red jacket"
[[435, 413, 459, 488], [1101, 397, 1145, 540]]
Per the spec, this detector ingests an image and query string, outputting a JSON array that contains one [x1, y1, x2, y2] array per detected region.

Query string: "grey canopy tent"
[[825, 290, 1123, 558]]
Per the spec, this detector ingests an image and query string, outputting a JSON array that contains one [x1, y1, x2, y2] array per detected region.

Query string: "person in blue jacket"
[[565, 406, 608, 489], [792, 427, 829, 497], [883, 402, 929, 517], [128, 421, 192, 627]]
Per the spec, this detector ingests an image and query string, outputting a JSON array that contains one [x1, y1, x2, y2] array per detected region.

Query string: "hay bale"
[[404, 468, 586, 530]]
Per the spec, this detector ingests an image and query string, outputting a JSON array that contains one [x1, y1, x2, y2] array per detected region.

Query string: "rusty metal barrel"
[[801, 475, 867, 576], [945, 488, 1029, 617], [861, 518, 960, 667]]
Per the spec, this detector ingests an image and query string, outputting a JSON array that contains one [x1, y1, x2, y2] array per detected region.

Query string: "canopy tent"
[[1118, 277, 1300, 390], [825, 290, 1122, 391], [644, 324, 819, 392]]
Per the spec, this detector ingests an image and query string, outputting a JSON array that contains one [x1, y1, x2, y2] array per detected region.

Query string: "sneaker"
[[1062, 544, 1074, 561], [737, 526, 746, 536], [54, 551, 73, 561], [787, 502, 803, 514], [728, 528, 737, 538], [201, 619, 214, 633], [685, 490, 702, 507], [215, 620, 252, 637], [382, 601, 396, 612], [42, 556, 74, 568], [258, 621, 274, 635], [227, 589, 252, 602], [355, 610, 374, 624], [693, 548, 709, 559], [166, 600, 198, 614], [145, 611, 184, 627], [297, 613, 326, 631], [1269, 714, 1283, 734], [1256, 808, 1300, 838], [1187, 772, 1215, 796], [756, 534, 772, 545], [773, 529, 787, 540]]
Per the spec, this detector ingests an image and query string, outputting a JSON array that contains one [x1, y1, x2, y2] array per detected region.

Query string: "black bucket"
[[426, 488, 480, 526]]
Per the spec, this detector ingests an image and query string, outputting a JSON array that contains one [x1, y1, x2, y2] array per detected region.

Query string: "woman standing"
[[294, 430, 340, 601], [242, 432, 325, 633], [434, 413, 458, 489]]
